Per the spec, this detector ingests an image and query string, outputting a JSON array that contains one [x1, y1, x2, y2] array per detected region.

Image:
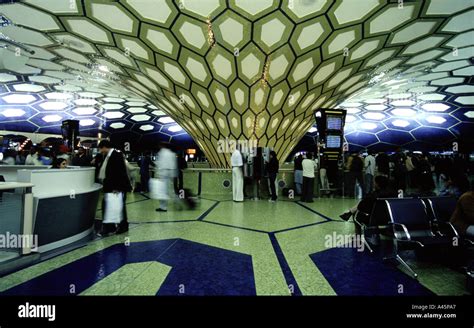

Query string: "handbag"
[[103, 192, 124, 224], [149, 178, 169, 200]]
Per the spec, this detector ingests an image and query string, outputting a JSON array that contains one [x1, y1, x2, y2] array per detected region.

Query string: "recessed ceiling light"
[[365, 104, 387, 111], [168, 125, 183, 132], [426, 116, 446, 124], [2, 94, 36, 104], [158, 116, 175, 124], [80, 119, 95, 126], [345, 115, 357, 123], [391, 108, 417, 117], [345, 107, 360, 114], [139, 124, 154, 131], [73, 107, 96, 115], [360, 122, 377, 130], [363, 112, 385, 120], [392, 119, 410, 128], [110, 122, 125, 129], [2, 108, 26, 117], [42, 115, 62, 123], [102, 112, 124, 119], [421, 103, 450, 112]]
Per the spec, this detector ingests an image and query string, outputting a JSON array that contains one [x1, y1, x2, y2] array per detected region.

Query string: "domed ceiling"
[[0, 0, 473, 166]]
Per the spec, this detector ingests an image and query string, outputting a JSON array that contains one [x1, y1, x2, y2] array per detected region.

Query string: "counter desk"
[[14, 167, 101, 252]]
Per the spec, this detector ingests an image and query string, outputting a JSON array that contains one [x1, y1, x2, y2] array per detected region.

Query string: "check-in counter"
[[0, 165, 49, 182], [15, 167, 101, 252]]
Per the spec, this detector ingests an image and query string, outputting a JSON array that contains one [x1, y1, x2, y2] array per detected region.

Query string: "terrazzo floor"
[[0, 193, 468, 296]]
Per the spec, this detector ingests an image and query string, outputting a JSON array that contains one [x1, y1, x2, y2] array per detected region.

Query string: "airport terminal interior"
[[0, 0, 473, 297]]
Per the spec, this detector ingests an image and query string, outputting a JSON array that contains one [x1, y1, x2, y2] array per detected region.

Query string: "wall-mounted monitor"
[[326, 115, 343, 131], [326, 135, 342, 149]]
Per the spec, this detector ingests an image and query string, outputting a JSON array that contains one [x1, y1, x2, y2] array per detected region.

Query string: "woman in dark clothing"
[[294, 155, 303, 195], [339, 175, 397, 233], [267, 151, 279, 202]]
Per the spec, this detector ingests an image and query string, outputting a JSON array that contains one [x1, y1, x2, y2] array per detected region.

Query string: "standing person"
[[97, 140, 132, 235], [138, 152, 153, 193], [405, 152, 416, 188], [319, 156, 330, 194], [364, 151, 376, 195], [25, 147, 41, 165], [72, 147, 92, 166], [350, 152, 365, 197], [91, 151, 104, 182], [294, 154, 303, 195], [231, 146, 244, 202], [38, 148, 52, 165], [266, 151, 279, 202], [376, 152, 390, 177], [392, 149, 407, 192], [174, 152, 187, 195], [15, 151, 26, 165], [301, 153, 316, 203], [154, 144, 177, 212], [418, 153, 435, 193]]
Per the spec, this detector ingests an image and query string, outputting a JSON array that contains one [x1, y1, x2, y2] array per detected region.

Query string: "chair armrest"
[[390, 222, 411, 241], [353, 210, 369, 226], [432, 221, 459, 238]]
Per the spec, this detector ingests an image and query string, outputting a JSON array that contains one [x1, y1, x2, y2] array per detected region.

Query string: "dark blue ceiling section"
[[376, 129, 415, 145]]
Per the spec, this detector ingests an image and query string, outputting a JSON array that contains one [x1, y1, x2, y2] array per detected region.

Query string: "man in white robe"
[[154, 144, 177, 212], [231, 147, 244, 202]]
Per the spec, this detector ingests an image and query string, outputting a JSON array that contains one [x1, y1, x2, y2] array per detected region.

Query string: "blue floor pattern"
[[1, 239, 256, 296], [310, 247, 434, 296]]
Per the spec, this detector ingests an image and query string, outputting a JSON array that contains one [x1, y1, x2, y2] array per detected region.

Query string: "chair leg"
[[395, 254, 418, 279], [362, 235, 373, 253]]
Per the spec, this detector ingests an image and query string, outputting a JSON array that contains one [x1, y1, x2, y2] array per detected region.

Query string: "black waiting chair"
[[423, 196, 457, 223], [383, 198, 456, 278], [353, 198, 395, 253], [423, 196, 460, 239]]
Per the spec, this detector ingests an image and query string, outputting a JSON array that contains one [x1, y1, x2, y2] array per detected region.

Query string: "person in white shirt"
[[301, 152, 316, 203], [25, 147, 43, 165], [364, 151, 376, 194], [154, 144, 177, 212], [231, 147, 244, 202], [405, 153, 415, 188]]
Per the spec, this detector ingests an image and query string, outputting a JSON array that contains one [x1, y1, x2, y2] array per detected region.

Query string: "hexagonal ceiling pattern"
[[0, 0, 473, 166]]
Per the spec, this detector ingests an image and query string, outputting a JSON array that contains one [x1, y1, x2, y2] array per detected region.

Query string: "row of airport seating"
[[354, 196, 473, 279]]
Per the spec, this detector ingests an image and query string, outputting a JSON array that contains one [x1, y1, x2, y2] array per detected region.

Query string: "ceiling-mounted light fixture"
[[206, 17, 215, 47], [260, 58, 270, 87]]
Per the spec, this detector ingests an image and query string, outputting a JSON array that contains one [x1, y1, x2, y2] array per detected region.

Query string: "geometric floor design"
[[310, 248, 434, 296], [0, 195, 468, 296], [2, 239, 256, 296]]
